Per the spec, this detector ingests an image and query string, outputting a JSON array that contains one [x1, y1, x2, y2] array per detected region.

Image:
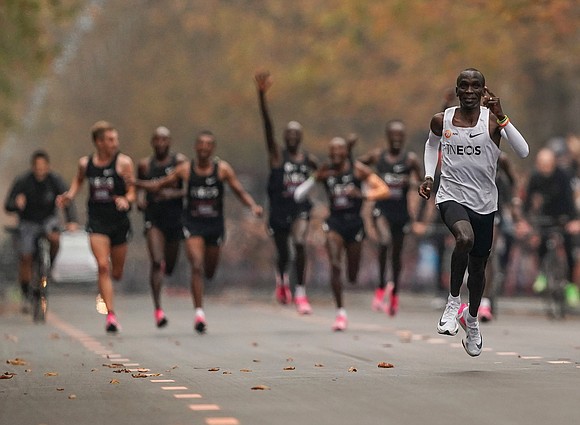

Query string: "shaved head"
[[329, 137, 347, 147], [457, 68, 485, 87]]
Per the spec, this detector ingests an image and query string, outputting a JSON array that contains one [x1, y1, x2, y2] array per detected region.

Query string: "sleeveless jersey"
[[436, 106, 500, 214], [267, 149, 313, 215], [144, 154, 183, 211], [375, 150, 411, 217], [186, 159, 224, 220], [325, 163, 363, 219], [86, 152, 127, 220]]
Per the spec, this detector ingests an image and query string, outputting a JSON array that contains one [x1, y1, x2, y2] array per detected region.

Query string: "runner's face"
[[386, 123, 406, 152], [152, 136, 170, 158], [96, 130, 119, 156], [195, 135, 215, 161], [32, 158, 50, 181], [456, 72, 485, 110], [329, 143, 347, 167], [284, 129, 302, 151]]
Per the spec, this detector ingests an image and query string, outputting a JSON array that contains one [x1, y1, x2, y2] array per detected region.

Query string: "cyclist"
[[5, 150, 77, 312]]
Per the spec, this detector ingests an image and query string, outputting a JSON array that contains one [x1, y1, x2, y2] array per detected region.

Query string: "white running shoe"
[[459, 306, 482, 357], [437, 295, 461, 336]]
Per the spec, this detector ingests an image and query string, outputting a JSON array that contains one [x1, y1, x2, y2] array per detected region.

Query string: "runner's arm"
[[255, 71, 280, 166], [357, 148, 380, 166], [57, 157, 88, 207], [220, 161, 263, 217], [4, 176, 24, 213], [355, 161, 390, 201], [55, 174, 78, 224]]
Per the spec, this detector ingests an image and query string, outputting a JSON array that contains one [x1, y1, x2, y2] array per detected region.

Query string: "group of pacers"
[[7, 68, 530, 358]]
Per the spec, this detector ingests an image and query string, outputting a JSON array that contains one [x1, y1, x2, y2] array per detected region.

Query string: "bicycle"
[[6, 226, 52, 323]]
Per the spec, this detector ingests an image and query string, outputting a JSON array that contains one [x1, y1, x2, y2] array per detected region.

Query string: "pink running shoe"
[[457, 303, 468, 330], [478, 304, 493, 323], [387, 292, 399, 317], [106, 312, 120, 333], [155, 309, 168, 328], [275, 284, 288, 304], [332, 313, 348, 332], [284, 285, 292, 304], [194, 314, 206, 334], [371, 288, 386, 311], [295, 296, 312, 315]]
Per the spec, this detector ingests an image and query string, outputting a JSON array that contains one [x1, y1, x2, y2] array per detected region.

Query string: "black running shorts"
[[183, 218, 224, 247], [323, 215, 365, 243], [87, 215, 131, 246]]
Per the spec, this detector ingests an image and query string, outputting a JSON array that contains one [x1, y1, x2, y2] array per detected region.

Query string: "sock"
[[480, 297, 491, 308], [195, 308, 205, 318], [337, 308, 347, 317], [282, 273, 290, 287], [275, 273, 283, 286], [465, 310, 478, 325], [294, 285, 306, 298], [448, 293, 460, 304]]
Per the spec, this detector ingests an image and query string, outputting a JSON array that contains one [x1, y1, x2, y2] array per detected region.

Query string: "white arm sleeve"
[[500, 122, 529, 158], [294, 176, 316, 202], [424, 131, 441, 179]]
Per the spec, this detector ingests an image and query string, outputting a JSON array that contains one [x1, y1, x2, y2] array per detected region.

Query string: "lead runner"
[[419, 68, 529, 356]]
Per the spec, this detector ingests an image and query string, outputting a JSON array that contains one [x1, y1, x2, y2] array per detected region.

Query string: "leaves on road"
[[44, 372, 58, 377], [222, 371, 232, 375], [1, 372, 16, 379], [251, 385, 270, 391], [314, 364, 325, 368], [113, 369, 131, 374], [378, 362, 394, 369], [6, 358, 27, 366], [240, 369, 252, 373], [103, 363, 124, 368], [283, 366, 295, 371], [56, 388, 65, 391], [208, 368, 220, 372], [68, 394, 77, 400], [131, 373, 148, 378], [109, 379, 120, 384], [348, 367, 358, 373]]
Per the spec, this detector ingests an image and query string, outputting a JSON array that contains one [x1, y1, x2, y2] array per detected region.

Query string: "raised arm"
[[357, 148, 381, 166], [255, 71, 281, 167], [219, 161, 263, 217]]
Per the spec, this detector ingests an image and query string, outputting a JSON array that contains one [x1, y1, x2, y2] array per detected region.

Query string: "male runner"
[[5, 150, 77, 312], [359, 120, 422, 316], [137, 131, 263, 334], [295, 137, 389, 331], [58, 121, 135, 333], [419, 69, 529, 356], [255, 71, 318, 313], [137, 126, 187, 328]]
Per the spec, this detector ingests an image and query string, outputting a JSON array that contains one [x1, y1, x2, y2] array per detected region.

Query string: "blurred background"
[[0, 0, 578, 299]]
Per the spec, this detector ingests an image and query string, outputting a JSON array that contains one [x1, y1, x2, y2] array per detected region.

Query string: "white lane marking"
[[189, 404, 220, 411], [520, 356, 543, 360], [547, 360, 572, 364], [174, 394, 202, 399], [150, 379, 175, 383], [162, 386, 188, 390], [496, 352, 519, 356], [205, 418, 240, 425]]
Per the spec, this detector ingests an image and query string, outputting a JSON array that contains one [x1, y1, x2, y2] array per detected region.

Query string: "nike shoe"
[[458, 305, 482, 357], [437, 295, 461, 336], [295, 296, 312, 315], [478, 298, 493, 323], [194, 314, 206, 334], [106, 312, 120, 333], [387, 293, 399, 317], [371, 287, 386, 311], [275, 284, 289, 304], [332, 312, 348, 332], [155, 309, 168, 328]]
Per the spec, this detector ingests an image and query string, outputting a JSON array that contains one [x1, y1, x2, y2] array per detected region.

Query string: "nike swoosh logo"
[[439, 320, 447, 327], [469, 132, 484, 138], [476, 339, 483, 349]]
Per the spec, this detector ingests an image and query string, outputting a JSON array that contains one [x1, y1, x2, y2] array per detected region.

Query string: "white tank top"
[[436, 106, 500, 214]]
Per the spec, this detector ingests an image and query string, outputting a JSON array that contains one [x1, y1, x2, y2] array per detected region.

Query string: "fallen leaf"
[[148, 373, 162, 377], [6, 358, 27, 366], [137, 368, 150, 373], [378, 362, 394, 369], [103, 363, 124, 368], [91, 369, 98, 372], [348, 367, 358, 373], [113, 369, 131, 374], [314, 364, 324, 368], [286, 358, 294, 362], [68, 394, 77, 399], [109, 379, 120, 384], [0, 372, 16, 379], [240, 369, 252, 373], [251, 385, 270, 390], [283, 366, 296, 371], [56, 388, 65, 391], [222, 371, 232, 375], [25, 369, 32, 373], [4, 334, 18, 343], [131, 373, 148, 378], [171, 365, 178, 370], [44, 372, 58, 377], [252, 360, 261, 363], [208, 368, 220, 372]]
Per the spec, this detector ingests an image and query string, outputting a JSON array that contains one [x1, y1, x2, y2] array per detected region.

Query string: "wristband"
[[497, 115, 510, 127]]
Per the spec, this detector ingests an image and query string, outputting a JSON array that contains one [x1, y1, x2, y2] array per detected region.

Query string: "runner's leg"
[[185, 236, 205, 309], [374, 215, 391, 290], [90, 234, 115, 313], [146, 226, 165, 310], [345, 240, 362, 285], [204, 245, 221, 280], [390, 224, 405, 295], [326, 231, 345, 308], [273, 230, 290, 277], [292, 218, 309, 287]]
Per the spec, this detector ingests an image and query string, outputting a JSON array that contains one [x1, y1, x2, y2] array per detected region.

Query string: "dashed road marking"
[[206, 418, 240, 425], [189, 404, 221, 411], [174, 394, 203, 399]]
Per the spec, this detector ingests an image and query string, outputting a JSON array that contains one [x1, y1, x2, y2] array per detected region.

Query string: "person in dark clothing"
[[5, 150, 77, 311]]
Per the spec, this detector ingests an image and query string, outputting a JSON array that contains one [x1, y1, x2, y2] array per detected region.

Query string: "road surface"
[[1, 291, 579, 425]]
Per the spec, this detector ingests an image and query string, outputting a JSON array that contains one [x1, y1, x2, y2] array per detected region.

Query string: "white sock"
[[294, 285, 306, 298], [195, 308, 205, 318], [466, 310, 478, 325], [448, 293, 461, 304], [337, 308, 347, 317]]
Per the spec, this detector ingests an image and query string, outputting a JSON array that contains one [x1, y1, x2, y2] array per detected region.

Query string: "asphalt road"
[[1, 290, 579, 425]]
